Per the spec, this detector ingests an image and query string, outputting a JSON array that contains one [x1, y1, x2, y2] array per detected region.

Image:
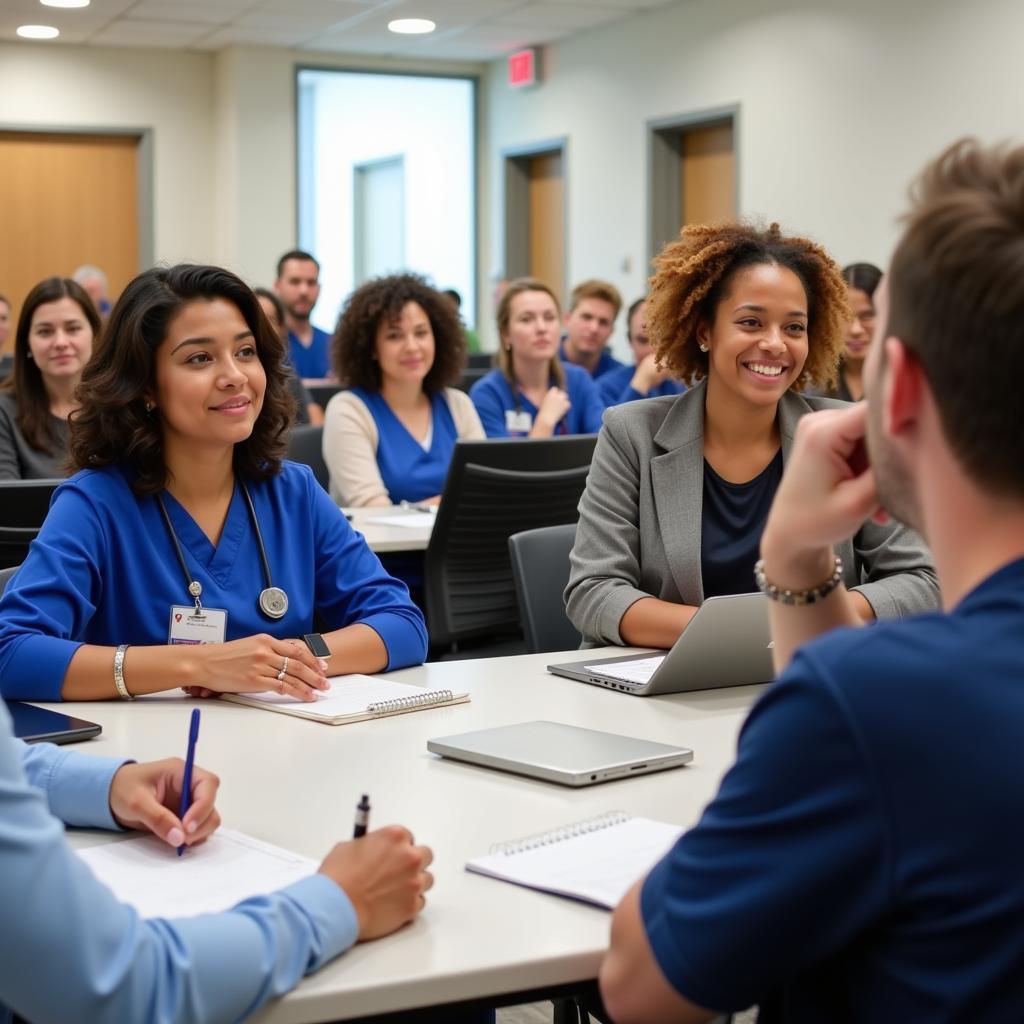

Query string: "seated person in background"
[[72, 263, 112, 319], [0, 293, 10, 349], [559, 278, 624, 379], [0, 702, 432, 1023], [274, 249, 332, 380], [323, 273, 484, 508], [471, 278, 606, 438], [0, 277, 100, 480], [598, 296, 687, 407], [0, 264, 426, 702], [254, 287, 324, 426], [599, 138, 1024, 1024], [442, 287, 482, 353], [829, 261, 882, 401], [566, 222, 938, 649]]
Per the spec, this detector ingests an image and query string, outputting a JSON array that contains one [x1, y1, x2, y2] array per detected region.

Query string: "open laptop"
[[548, 592, 773, 696], [5, 701, 102, 744], [427, 720, 693, 787]]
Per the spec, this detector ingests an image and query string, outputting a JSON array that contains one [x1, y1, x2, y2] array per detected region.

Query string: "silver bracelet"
[[113, 644, 134, 700], [754, 556, 843, 605]]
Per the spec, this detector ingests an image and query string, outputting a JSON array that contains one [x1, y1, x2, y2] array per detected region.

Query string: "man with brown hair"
[[599, 138, 1024, 1022], [559, 278, 624, 379]]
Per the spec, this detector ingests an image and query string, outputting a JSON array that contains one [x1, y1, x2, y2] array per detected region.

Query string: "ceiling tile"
[[192, 24, 318, 49], [85, 19, 215, 46]]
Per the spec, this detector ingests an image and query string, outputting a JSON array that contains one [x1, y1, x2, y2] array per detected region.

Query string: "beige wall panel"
[[527, 151, 565, 304]]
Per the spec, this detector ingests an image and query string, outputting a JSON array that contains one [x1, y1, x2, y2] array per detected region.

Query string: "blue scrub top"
[[558, 340, 624, 379], [287, 326, 332, 379], [597, 362, 687, 407], [469, 365, 605, 438], [0, 462, 427, 700], [350, 388, 459, 504]]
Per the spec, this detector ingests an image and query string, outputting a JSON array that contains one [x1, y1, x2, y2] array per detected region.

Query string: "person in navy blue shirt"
[[0, 264, 426, 702], [599, 139, 1024, 1023], [559, 278, 624, 379], [598, 296, 687, 407], [322, 273, 484, 508], [471, 278, 605, 438], [274, 249, 333, 380]]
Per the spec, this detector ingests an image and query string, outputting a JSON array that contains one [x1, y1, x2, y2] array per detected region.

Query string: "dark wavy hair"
[[646, 222, 850, 390], [843, 262, 883, 299], [332, 273, 466, 392], [69, 264, 296, 495], [0, 277, 100, 455]]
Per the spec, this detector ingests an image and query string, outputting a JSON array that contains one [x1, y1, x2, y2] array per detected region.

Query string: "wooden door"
[[527, 151, 565, 304], [680, 122, 735, 226], [0, 131, 140, 350]]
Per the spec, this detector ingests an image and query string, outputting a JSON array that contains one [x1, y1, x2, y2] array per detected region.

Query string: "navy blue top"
[[350, 387, 459, 504], [597, 362, 687, 407], [0, 462, 427, 700], [558, 339, 623, 379], [641, 556, 1024, 1022], [700, 449, 783, 598], [469, 365, 605, 438], [287, 326, 332, 379]]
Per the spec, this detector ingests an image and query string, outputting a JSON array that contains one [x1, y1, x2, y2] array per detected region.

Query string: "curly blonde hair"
[[646, 222, 850, 390]]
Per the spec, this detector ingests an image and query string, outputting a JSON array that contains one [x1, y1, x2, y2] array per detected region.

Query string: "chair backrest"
[[307, 383, 343, 408], [509, 523, 581, 654], [424, 435, 597, 648], [0, 564, 19, 594], [0, 479, 61, 569], [465, 353, 493, 370], [455, 367, 490, 393], [287, 425, 329, 491]]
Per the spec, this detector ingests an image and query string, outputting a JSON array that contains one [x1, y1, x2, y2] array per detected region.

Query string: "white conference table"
[[53, 650, 764, 1023], [344, 505, 434, 554]]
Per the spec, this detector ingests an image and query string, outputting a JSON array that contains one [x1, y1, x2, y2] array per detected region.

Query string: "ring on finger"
[[276, 656, 289, 681]]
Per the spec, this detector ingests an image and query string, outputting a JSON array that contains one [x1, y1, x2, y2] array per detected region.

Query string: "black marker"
[[353, 794, 371, 839]]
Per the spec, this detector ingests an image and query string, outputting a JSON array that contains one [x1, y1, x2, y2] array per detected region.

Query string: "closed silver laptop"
[[548, 592, 773, 696], [427, 720, 693, 787]]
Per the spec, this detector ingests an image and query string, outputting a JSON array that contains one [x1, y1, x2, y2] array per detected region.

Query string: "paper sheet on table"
[[76, 828, 317, 918], [367, 512, 436, 528], [584, 655, 666, 685]]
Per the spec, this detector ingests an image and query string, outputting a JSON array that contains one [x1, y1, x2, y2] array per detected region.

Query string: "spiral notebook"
[[222, 674, 470, 725], [466, 812, 684, 909]]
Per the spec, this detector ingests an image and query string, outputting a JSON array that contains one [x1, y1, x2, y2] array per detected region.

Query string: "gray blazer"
[[565, 381, 940, 646]]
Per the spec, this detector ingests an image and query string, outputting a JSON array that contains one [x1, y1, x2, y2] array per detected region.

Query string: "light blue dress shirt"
[[0, 701, 358, 1023]]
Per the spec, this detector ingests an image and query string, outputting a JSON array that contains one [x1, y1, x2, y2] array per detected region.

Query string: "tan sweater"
[[322, 388, 485, 507]]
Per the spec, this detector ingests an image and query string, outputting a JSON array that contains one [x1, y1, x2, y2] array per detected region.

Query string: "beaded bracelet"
[[113, 644, 134, 700], [754, 555, 843, 605]]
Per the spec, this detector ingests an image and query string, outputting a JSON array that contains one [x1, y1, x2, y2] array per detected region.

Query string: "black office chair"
[[0, 564, 19, 594], [509, 523, 581, 654], [0, 479, 61, 569], [424, 435, 596, 650], [466, 353, 493, 370], [306, 383, 342, 408], [455, 367, 490, 393], [287, 425, 329, 492]]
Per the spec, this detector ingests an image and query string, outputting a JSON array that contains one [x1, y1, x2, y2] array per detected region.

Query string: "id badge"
[[169, 605, 228, 645], [505, 409, 532, 434]]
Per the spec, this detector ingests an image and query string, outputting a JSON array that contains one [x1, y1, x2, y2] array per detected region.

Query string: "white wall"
[[481, 0, 1024, 356]]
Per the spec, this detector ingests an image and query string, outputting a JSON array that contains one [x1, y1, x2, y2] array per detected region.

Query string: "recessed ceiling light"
[[388, 18, 436, 35], [40, 0, 91, 8], [17, 24, 60, 39]]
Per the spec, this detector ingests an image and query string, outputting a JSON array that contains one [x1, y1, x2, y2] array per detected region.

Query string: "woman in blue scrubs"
[[322, 273, 484, 508], [0, 264, 427, 702], [470, 278, 605, 438]]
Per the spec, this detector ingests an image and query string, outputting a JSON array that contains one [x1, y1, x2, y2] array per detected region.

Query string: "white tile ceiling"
[[0, 0, 681, 60]]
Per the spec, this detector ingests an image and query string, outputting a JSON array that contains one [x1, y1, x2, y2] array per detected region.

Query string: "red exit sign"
[[508, 47, 538, 88]]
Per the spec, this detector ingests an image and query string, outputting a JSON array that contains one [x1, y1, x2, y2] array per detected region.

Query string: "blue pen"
[[177, 708, 201, 857]]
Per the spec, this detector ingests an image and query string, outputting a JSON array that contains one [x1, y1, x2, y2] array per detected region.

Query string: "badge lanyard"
[[156, 481, 289, 620]]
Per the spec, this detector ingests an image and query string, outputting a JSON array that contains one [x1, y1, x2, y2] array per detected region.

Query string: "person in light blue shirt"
[[470, 278, 606, 438], [598, 297, 687, 407], [0, 701, 432, 1024], [0, 264, 426, 703], [274, 250, 333, 379]]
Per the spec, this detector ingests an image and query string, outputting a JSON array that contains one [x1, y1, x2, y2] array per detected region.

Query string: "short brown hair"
[[70, 264, 296, 495], [495, 278, 565, 389], [888, 138, 1024, 497], [569, 278, 622, 318], [1, 277, 100, 455], [332, 273, 466, 393], [646, 222, 849, 390]]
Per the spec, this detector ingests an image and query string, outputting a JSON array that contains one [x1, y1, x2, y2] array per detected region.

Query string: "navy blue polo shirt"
[[641, 557, 1024, 1022]]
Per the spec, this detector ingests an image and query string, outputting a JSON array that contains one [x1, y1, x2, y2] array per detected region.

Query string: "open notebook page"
[[467, 816, 683, 910], [238, 674, 440, 712], [76, 828, 317, 918]]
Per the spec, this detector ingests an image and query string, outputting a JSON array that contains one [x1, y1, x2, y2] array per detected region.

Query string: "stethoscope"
[[157, 481, 289, 620]]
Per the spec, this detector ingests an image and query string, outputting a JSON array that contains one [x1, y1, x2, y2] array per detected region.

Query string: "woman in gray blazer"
[[566, 223, 939, 648]]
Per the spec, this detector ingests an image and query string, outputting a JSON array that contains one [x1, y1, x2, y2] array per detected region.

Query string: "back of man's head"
[[888, 139, 1024, 499]]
